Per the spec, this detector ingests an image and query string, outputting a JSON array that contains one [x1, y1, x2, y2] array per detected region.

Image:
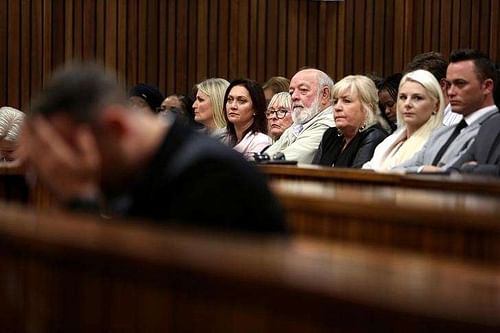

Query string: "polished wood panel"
[[271, 177, 500, 263], [0, 204, 499, 332], [0, 0, 498, 110], [260, 164, 500, 195]]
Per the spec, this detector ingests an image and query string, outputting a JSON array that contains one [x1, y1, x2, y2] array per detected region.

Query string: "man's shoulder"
[[301, 108, 335, 132]]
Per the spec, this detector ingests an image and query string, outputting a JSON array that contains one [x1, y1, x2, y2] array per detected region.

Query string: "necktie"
[[431, 119, 468, 166]]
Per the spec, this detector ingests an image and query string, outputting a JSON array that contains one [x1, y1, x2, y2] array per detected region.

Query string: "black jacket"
[[312, 124, 388, 168], [107, 118, 287, 234]]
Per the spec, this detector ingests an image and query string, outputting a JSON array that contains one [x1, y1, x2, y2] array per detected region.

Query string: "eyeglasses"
[[265, 108, 289, 119]]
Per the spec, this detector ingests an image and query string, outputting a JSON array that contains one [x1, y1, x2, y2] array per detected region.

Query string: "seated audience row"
[[123, 48, 499, 177]]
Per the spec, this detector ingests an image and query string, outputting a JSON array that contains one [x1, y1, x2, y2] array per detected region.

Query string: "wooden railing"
[[0, 203, 498, 332], [259, 164, 500, 195]]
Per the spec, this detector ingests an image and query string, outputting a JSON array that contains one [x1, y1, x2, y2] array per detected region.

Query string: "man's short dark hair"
[[449, 49, 497, 85], [30, 63, 125, 123], [405, 51, 448, 82]]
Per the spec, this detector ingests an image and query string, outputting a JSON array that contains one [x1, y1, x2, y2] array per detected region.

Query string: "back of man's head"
[[449, 49, 497, 85], [30, 63, 125, 123], [406, 51, 448, 83]]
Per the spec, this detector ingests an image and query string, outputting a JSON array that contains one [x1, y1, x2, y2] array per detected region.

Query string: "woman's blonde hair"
[[332, 75, 379, 131], [196, 78, 230, 129], [0, 106, 24, 142], [267, 91, 292, 110], [380, 69, 445, 169]]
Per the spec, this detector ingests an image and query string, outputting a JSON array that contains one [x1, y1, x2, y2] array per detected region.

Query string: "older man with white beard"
[[264, 68, 335, 163]]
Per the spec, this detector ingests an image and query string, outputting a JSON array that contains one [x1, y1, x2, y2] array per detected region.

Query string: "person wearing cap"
[[128, 83, 165, 114]]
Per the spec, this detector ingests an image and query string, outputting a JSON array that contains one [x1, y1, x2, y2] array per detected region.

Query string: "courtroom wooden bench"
[[0, 202, 499, 332], [271, 178, 500, 264], [259, 164, 500, 195]]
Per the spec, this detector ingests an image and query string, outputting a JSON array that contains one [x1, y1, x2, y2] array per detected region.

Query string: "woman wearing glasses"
[[266, 92, 293, 141]]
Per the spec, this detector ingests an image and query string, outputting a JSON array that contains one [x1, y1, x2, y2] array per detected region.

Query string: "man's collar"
[[464, 105, 498, 125]]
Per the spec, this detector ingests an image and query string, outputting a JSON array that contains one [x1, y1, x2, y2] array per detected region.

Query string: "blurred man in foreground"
[[21, 63, 286, 234]]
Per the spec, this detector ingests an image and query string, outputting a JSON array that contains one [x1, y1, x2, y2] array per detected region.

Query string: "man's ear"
[[482, 78, 494, 95], [100, 105, 129, 137], [320, 86, 331, 106]]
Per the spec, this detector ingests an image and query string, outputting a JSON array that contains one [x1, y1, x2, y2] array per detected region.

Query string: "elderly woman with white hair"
[[312, 75, 388, 167], [265, 92, 293, 141], [0, 106, 25, 162], [363, 69, 445, 171]]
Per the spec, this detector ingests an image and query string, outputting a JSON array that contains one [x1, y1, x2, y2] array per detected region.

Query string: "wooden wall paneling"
[[477, 0, 489, 53], [248, 0, 258, 81], [236, 0, 249, 79], [363, 0, 374, 74], [403, 0, 415, 63], [352, 0, 365, 74], [165, 0, 176, 94], [217, 0, 229, 80], [439, 0, 452, 57], [411, 0, 424, 56], [105, 0, 117, 73], [196, 0, 209, 82], [286, 0, 298, 77], [157, 0, 167, 94], [489, 0, 499, 61], [470, 0, 480, 49], [431, 0, 441, 51], [175, 0, 188, 92], [95, 0, 105, 64], [371, 0, 385, 76], [422, 0, 432, 51], [316, 2, 327, 72], [30, 0, 43, 104], [382, 0, 394, 75], [306, 1, 318, 69], [83, 0, 96, 60], [136, 0, 147, 83], [324, 3, 335, 78], [265, 0, 278, 78], [73, 0, 84, 60], [255, 0, 273, 82], [0, 0, 7, 106], [277, 0, 288, 77], [146, 0, 159, 85], [342, 0, 354, 76], [335, 1, 345, 80], [187, 0, 198, 90], [64, 0, 74, 60], [296, 0, 307, 69], [208, 0, 220, 79], [21, 0, 32, 109], [450, 0, 461, 49], [7, 1, 21, 108], [392, 0, 405, 73], [228, 0, 239, 79], [51, 0, 66, 69], [117, 0, 128, 86], [459, 0, 472, 48]]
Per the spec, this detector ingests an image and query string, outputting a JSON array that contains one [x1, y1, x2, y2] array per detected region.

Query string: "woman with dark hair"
[[222, 79, 272, 159], [378, 73, 403, 132]]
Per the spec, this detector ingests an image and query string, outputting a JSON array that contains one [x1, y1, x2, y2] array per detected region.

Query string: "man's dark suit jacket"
[[106, 116, 287, 234], [452, 112, 500, 176]]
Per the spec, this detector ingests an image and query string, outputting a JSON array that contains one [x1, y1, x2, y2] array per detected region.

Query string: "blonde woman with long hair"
[[363, 69, 445, 171], [193, 78, 229, 138]]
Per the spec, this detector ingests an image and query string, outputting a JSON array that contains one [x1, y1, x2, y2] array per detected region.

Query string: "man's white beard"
[[292, 97, 321, 125]]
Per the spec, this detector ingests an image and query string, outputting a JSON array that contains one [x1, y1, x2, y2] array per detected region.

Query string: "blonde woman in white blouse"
[[363, 70, 445, 171]]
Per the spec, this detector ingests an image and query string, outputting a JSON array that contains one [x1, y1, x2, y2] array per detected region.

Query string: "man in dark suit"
[[451, 112, 500, 176], [394, 49, 498, 173], [20, 63, 286, 234]]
